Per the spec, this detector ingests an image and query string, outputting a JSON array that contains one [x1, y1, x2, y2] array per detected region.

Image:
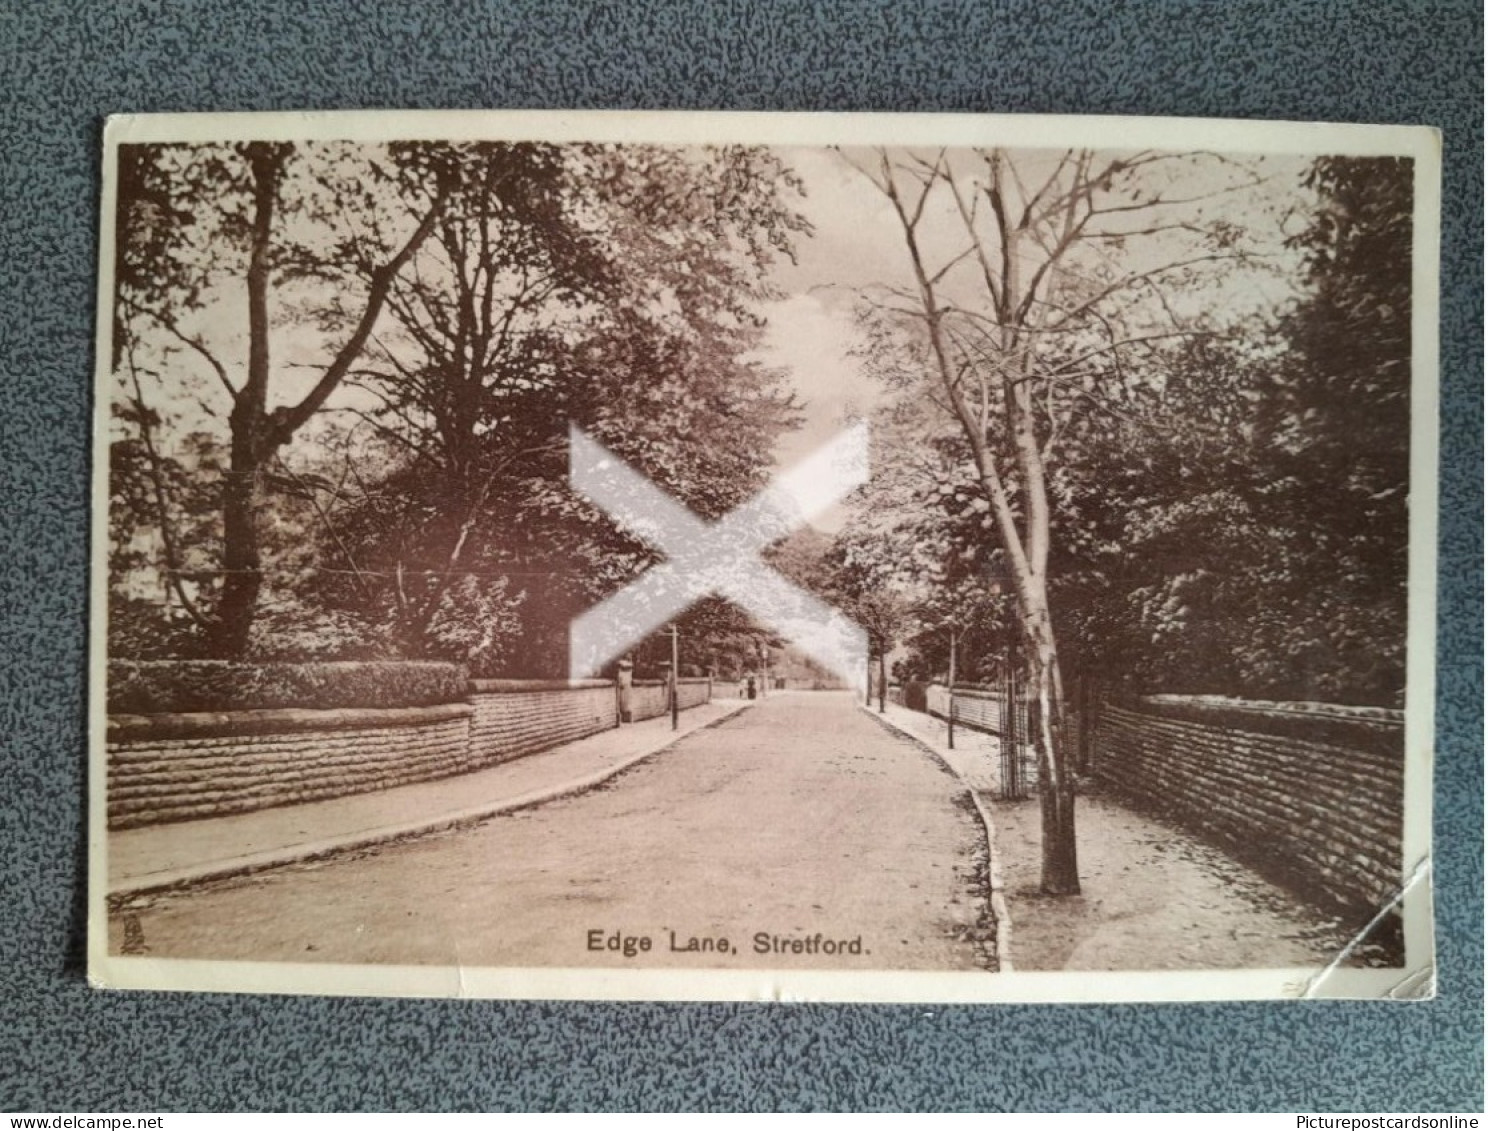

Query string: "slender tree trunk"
[[1023, 595, 1079, 894], [213, 460, 263, 657], [873, 148, 1080, 896]]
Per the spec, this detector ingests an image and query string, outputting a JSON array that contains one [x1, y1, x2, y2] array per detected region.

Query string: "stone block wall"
[[630, 680, 669, 721], [676, 677, 712, 710], [925, 684, 1006, 734], [629, 677, 713, 720], [106, 703, 474, 829], [108, 676, 715, 830], [468, 679, 618, 765], [1090, 697, 1405, 916]]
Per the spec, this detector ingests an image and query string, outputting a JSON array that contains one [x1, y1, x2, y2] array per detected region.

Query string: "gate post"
[[617, 657, 634, 723]]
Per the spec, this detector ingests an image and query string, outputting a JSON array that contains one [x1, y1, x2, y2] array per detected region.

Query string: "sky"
[[751, 146, 913, 471]]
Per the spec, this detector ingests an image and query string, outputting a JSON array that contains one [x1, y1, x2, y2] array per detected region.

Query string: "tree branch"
[[270, 184, 452, 447], [120, 296, 237, 399]]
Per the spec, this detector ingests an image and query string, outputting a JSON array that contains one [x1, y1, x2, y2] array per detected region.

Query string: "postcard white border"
[[88, 108, 1441, 1004]]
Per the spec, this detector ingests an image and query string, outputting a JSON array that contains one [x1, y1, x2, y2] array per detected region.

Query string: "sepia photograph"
[[88, 110, 1438, 1002]]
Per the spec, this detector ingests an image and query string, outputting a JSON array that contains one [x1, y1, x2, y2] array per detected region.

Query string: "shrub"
[[107, 660, 468, 714], [903, 680, 928, 712]]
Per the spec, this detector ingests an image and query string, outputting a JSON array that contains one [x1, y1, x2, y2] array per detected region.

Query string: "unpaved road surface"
[[113, 692, 991, 971]]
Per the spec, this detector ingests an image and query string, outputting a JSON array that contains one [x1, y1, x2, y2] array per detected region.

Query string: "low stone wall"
[[677, 677, 711, 710], [925, 684, 1007, 734], [468, 679, 618, 765], [106, 703, 474, 829], [630, 677, 712, 721], [109, 674, 719, 829], [630, 680, 669, 722], [1090, 696, 1405, 916]]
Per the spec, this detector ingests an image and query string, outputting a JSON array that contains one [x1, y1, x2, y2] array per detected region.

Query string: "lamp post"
[[947, 626, 958, 749], [669, 623, 680, 730]]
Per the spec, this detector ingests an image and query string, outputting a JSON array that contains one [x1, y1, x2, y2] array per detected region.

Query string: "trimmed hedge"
[[107, 660, 469, 714]]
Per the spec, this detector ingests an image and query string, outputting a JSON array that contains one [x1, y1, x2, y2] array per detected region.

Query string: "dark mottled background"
[[1, 0, 1480, 1112]]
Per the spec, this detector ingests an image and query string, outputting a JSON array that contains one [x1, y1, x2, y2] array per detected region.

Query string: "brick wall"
[[106, 703, 474, 829], [468, 679, 618, 764], [1090, 697, 1405, 916]]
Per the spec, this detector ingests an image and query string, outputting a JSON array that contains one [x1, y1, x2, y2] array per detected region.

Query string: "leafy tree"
[[111, 141, 808, 673], [107, 413, 223, 659], [1049, 157, 1413, 705], [298, 143, 809, 675], [113, 141, 453, 657], [1268, 155, 1412, 702]]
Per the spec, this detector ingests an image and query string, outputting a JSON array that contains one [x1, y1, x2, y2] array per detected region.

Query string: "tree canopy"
[[837, 152, 1413, 708], [108, 139, 809, 675], [108, 139, 1415, 709]]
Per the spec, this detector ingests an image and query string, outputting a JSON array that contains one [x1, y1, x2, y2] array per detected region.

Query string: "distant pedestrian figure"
[[746, 676, 757, 700]]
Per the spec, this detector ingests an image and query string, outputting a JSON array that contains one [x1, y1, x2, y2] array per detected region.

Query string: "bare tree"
[[848, 146, 1269, 894]]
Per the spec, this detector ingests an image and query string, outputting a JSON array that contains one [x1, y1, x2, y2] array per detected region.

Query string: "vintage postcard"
[[89, 109, 1439, 1002]]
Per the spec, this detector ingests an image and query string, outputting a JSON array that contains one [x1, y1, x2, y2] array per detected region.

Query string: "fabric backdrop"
[[2, 0, 1480, 1112]]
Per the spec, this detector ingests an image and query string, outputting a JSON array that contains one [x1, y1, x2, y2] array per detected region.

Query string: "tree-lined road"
[[115, 692, 993, 971]]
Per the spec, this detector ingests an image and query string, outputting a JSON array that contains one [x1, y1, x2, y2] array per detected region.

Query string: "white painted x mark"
[[568, 422, 870, 685]]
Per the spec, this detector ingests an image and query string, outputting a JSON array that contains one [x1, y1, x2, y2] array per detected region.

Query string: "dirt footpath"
[[994, 790, 1362, 971], [114, 692, 993, 971]]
